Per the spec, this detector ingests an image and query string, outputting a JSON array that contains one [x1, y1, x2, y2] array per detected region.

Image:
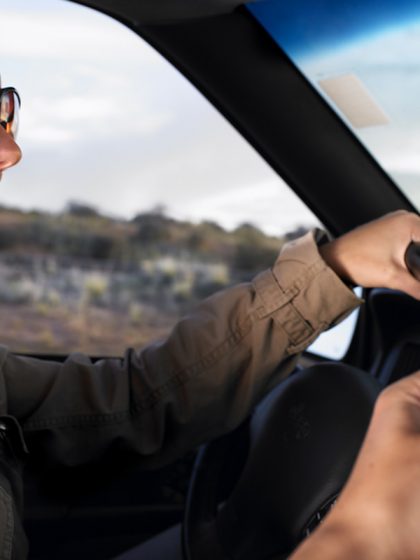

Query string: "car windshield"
[[248, 0, 420, 210]]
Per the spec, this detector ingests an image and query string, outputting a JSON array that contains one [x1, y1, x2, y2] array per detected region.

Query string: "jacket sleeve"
[[0, 230, 361, 468]]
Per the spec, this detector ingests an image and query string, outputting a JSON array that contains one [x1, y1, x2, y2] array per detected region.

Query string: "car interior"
[[5, 0, 420, 558]]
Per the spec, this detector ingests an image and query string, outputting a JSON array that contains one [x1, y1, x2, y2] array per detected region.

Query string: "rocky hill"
[[0, 203, 308, 355]]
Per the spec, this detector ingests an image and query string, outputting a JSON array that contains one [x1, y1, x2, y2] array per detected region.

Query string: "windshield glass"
[[248, 0, 420, 210]]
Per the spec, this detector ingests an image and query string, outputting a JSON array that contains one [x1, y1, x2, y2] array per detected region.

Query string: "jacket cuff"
[[252, 229, 362, 354]]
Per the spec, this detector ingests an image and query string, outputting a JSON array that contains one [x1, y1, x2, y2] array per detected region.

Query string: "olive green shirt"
[[0, 230, 361, 469]]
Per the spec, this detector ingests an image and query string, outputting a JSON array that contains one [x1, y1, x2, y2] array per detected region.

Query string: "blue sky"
[[249, 0, 420, 212], [249, 0, 420, 58], [0, 0, 318, 235]]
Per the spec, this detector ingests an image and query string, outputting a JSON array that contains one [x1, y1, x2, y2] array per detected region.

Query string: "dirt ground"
[[0, 302, 178, 356]]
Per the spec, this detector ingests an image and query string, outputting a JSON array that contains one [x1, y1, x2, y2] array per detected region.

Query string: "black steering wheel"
[[183, 363, 381, 560]]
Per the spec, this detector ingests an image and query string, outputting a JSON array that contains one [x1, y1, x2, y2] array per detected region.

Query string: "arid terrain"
[[0, 203, 306, 356]]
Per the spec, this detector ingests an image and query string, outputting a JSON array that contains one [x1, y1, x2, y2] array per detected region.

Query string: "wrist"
[[319, 238, 357, 287]]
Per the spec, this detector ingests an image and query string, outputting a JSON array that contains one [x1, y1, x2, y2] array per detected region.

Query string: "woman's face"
[[0, 85, 22, 181], [0, 124, 21, 180]]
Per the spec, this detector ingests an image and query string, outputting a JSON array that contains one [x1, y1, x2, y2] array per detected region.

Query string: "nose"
[[0, 125, 22, 174]]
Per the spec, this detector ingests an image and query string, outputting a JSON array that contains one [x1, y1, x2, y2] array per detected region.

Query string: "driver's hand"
[[290, 370, 420, 560], [320, 210, 420, 300]]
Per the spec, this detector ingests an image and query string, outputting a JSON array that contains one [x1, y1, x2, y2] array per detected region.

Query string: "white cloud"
[[0, 5, 157, 65], [18, 97, 174, 145], [169, 179, 319, 233], [22, 126, 77, 144], [0, 0, 311, 238]]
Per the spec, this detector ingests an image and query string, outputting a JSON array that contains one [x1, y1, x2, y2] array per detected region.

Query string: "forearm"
[[319, 210, 420, 300]]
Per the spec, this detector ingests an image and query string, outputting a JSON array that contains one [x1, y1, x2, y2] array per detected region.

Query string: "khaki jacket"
[[0, 230, 360, 470]]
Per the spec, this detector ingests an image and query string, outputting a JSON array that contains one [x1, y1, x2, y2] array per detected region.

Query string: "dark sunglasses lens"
[[0, 90, 20, 138]]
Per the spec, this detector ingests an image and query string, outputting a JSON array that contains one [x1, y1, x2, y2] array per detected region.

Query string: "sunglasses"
[[0, 87, 20, 139]]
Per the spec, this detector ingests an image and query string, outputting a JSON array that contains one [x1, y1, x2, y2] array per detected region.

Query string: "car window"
[[0, 0, 356, 359], [248, 0, 420, 212]]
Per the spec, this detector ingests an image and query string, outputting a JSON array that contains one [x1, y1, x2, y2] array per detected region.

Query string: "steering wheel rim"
[[183, 363, 381, 560]]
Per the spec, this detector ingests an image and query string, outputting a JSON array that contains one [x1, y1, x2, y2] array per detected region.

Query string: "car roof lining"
[[65, 0, 414, 235], [67, 0, 254, 24]]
